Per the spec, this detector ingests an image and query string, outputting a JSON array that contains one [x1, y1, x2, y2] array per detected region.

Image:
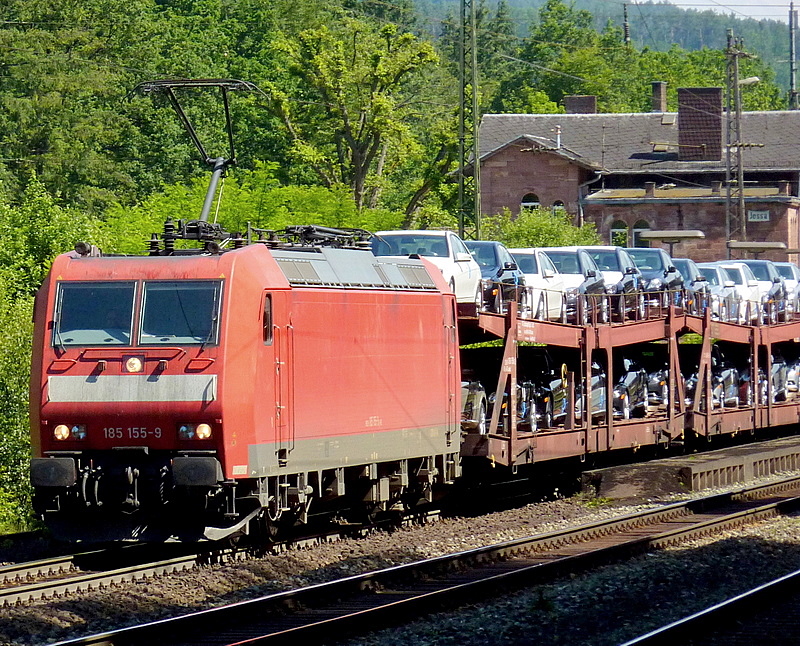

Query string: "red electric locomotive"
[[30, 230, 462, 541], [30, 80, 464, 542]]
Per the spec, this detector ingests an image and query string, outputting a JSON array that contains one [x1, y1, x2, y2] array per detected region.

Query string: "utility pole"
[[623, 4, 631, 47], [725, 30, 754, 249], [458, 0, 480, 240], [791, 3, 798, 110]]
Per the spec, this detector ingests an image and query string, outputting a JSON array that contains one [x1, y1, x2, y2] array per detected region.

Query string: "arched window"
[[551, 200, 566, 215], [632, 220, 651, 247], [521, 193, 540, 210], [610, 220, 628, 247]]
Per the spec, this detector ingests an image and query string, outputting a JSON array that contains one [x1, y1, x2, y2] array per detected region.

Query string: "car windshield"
[[672, 259, 693, 282], [140, 281, 222, 345], [544, 251, 580, 274], [721, 267, 744, 285], [700, 267, 720, 286], [628, 249, 664, 271], [371, 235, 449, 258], [512, 253, 538, 274], [743, 262, 770, 281], [54, 282, 136, 346], [466, 243, 499, 268], [587, 251, 620, 271]]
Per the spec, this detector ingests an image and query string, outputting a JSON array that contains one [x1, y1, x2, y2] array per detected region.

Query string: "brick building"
[[478, 84, 800, 262]]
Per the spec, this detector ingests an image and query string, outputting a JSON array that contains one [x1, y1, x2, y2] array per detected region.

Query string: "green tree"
[[0, 176, 106, 297], [100, 163, 406, 254], [481, 207, 600, 247], [264, 19, 440, 211]]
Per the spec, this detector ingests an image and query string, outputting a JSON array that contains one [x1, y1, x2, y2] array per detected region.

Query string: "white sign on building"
[[748, 210, 770, 222]]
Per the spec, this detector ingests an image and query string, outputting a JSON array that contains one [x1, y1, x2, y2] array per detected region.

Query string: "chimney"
[[564, 95, 597, 114], [645, 182, 656, 197], [652, 81, 667, 112], [677, 87, 723, 161]]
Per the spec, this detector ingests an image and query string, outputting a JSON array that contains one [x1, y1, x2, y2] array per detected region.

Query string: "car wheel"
[[621, 393, 631, 419], [476, 401, 487, 435], [742, 381, 752, 406], [601, 298, 609, 323], [534, 295, 545, 320], [617, 294, 626, 321], [543, 400, 553, 428]]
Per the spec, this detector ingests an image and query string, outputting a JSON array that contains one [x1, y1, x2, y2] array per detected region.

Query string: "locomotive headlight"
[[53, 424, 86, 441], [179, 423, 212, 440], [124, 356, 144, 373]]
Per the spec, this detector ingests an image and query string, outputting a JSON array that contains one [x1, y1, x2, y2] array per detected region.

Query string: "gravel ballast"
[[2, 479, 800, 646]]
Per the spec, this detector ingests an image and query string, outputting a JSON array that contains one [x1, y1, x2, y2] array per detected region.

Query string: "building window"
[[552, 200, 566, 215], [632, 220, 651, 247], [521, 193, 540, 210], [610, 221, 628, 247]]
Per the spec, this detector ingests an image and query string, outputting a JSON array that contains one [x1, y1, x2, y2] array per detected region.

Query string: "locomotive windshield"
[[140, 281, 221, 345], [54, 282, 136, 345], [52, 280, 222, 347]]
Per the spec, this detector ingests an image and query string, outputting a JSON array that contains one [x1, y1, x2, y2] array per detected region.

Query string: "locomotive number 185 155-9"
[[103, 427, 162, 440]]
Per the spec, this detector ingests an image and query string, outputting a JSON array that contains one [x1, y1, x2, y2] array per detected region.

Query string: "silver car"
[[508, 248, 566, 321], [371, 230, 482, 305], [697, 263, 741, 323]]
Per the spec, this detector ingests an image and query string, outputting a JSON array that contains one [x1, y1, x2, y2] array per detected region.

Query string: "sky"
[[662, 0, 798, 23]]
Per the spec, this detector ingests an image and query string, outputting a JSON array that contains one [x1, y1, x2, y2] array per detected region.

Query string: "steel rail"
[[0, 510, 440, 607], [0, 551, 202, 606], [48, 475, 800, 646], [620, 567, 800, 645]]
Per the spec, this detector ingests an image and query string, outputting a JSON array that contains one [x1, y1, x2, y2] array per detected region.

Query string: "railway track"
[[0, 544, 213, 606], [621, 567, 800, 645], [48, 475, 800, 646], [0, 510, 438, 608]]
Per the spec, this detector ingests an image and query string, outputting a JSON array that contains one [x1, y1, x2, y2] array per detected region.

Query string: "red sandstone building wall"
[[584, 200, 800, 262], [480, 146, 588, 217]]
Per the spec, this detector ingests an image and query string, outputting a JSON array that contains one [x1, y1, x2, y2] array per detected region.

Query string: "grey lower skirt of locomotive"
[[30, 449, 244, 542]]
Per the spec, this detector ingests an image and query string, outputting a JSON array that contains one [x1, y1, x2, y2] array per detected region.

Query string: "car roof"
[[464, 240, 500, 246], [374, 230, 450, 237]]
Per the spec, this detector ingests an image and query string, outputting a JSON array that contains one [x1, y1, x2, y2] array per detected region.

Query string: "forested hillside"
[[0, 0, 789, 528], [419, 0, 794, 89]]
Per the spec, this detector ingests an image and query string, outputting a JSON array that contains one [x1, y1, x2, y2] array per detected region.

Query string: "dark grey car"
[[625, 247, 684, 308]]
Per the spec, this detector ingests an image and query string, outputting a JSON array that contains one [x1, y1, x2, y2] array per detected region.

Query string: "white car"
[[775, 261, 800, 315], [697, 263, 741, 322], [717, 262, 761, 324], [508, 248, 566, 321], [370, 230, 482, 304]]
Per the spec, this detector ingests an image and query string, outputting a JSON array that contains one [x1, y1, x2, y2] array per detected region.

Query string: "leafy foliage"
[[481, 207, 600, 247], [0, 0, 793, 527]]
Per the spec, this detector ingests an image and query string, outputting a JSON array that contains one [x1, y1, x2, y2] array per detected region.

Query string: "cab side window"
[[263, 293, 273, 345]]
